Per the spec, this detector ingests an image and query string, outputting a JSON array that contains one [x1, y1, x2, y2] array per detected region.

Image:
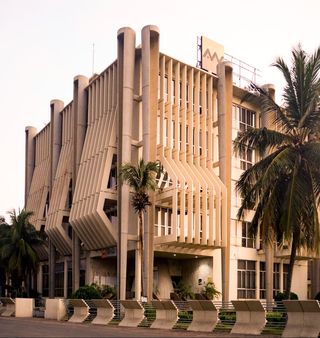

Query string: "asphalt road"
[[0, 317, 279, 338]]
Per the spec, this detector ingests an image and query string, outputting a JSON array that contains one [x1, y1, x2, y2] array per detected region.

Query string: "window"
[[240, 147, 253, 170], [55, 262, 64, 297], [260, 262, 266, 299], [260, 262, 282, 299], [238, 260, 256, 299], [239, 106, 256, 131], [241, 221, 255, 248], [164, 76, 168, 102], [234, 104, 256, 170], [155, 206, 172, 236], [107, 154, 117, 189], [283, 264, 290, 292], [273, 263, 280, 296], [42, 264, 49, 297]]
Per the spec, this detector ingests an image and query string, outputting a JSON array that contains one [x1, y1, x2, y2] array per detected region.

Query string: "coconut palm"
[[0, 217, 9, 296], [119, 159, 162, 298], [234, 45, 320, 296], [0, 209, 43, 296]]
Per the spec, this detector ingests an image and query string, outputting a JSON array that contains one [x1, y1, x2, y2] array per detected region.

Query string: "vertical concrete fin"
[[25, 126, 37, 206], [49, 99, 64, 196], [73, 75, 89, 186], [117, 26, 136, 300], [141, 24, 160, 301], [217, 61, 233, 303]]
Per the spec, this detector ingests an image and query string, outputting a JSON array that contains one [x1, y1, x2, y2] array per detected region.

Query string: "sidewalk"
[[0, 317, 278, 337]]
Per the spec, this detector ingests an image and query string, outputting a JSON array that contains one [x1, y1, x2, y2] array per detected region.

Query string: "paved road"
[[0, 317, 278, 337]]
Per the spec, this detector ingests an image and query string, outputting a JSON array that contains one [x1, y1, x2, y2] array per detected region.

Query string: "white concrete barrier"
[[45, 299, 67, 321], [68, 299, 90, 323], [0, 297, 15, 317], [187, 300, 218, 332], [150, 300, 178, 329], [91, 299, 114, 325], [15, 298, 34, 318], [231, 300, 265, 335], [119, 300, 144, 327], [282, 300, 320, 338]]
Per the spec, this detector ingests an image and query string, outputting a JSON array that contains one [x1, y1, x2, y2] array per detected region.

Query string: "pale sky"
[[1, 0, 319, 221]]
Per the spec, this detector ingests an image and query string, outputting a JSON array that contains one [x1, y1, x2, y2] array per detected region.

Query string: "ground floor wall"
[[229, 245, 308, 300], [36, 246, 308, 301]]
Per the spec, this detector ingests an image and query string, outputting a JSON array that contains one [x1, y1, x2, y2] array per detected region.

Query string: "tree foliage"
[[119, 159, 162, 298], [234, 45, 320, 296], [0, 209, 43, 295]]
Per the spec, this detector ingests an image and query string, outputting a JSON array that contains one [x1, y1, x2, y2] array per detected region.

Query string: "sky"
[[0, 0, 319, 221]]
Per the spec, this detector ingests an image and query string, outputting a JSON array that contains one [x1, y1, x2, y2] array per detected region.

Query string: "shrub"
[[218, 310, 236, 323], [100, 284, 116, 299], [274, 291, 298, 301], [266, 311, 286, 323], [173, 281, 195, 300], [202, 281, 221, 300], [71, 284, 102, 299]]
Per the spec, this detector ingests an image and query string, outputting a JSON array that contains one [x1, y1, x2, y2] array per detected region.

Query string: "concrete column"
[[135, 242, 142, 299], [48, 240, 55, 298], [37, 264, 43, 295], [141, 25, 160, 301], [117, 27, 136, 300], [48, 99, 64, 298], [280, 261, 284, 292], [261, 84, 275, 307], [311, 260, 320, 298], [72, 75, 88, 293], [24, 126, 37, 206], [72, 235, 80, 292], [217, 61, 233, 303], [63, 257, 68, 298], [49, 99, 64, 194]]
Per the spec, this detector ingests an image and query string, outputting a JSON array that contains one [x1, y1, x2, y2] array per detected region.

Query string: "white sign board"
[[201, 36, 224, 75]]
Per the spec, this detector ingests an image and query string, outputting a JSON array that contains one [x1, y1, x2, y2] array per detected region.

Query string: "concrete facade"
[[25, 25, 311, 302]]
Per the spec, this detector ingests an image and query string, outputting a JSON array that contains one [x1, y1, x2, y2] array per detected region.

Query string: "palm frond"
[[234, 127, 293, 158]]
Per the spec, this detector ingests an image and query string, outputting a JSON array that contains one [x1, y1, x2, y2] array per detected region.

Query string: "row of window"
[[238, 259, 289, 299]]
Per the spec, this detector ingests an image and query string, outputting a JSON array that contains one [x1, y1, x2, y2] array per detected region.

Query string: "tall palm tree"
[[0, 209, 43, 296], [234, 45, 320, 296], [119, 159, 162, 298], [0, 216, 9, 296]]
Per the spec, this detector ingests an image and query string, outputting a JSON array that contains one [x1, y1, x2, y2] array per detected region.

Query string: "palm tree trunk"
[[138, 211, 144, 299], [285, 229, 299, 297]]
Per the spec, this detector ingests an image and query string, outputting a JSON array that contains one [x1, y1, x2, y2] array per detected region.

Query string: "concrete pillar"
[[37, 264, 43, 295], [261, 84, 276, 307], [141, 25, 160, 301], [311, 260, 320, 298], [48, 240, 55, 298], [217, 61, 233, 303], [63, 257, 68, 298], [135, 242, 142, 299], [117, 27, 136, 300], [72, 75, 88, 293], [72, 235, 80, 292], [48, 99, 64, 298], [24, 126, 37, 206]]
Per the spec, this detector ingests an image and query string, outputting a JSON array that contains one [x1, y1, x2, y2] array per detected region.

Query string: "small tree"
[[119, 159, 162, 298], [0, 209, 43, 296]]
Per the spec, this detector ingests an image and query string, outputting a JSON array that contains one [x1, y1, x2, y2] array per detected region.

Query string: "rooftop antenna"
[[92, 43, 95, 75]]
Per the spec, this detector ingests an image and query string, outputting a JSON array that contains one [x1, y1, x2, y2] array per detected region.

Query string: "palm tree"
[[0, 216, 9, 296], [119, 159, 162, 298], [0, 209, 43, 296], [234, 45, 320, 297]]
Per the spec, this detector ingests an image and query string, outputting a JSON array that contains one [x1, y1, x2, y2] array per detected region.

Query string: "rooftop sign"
[[200, 36, 224, 75]]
